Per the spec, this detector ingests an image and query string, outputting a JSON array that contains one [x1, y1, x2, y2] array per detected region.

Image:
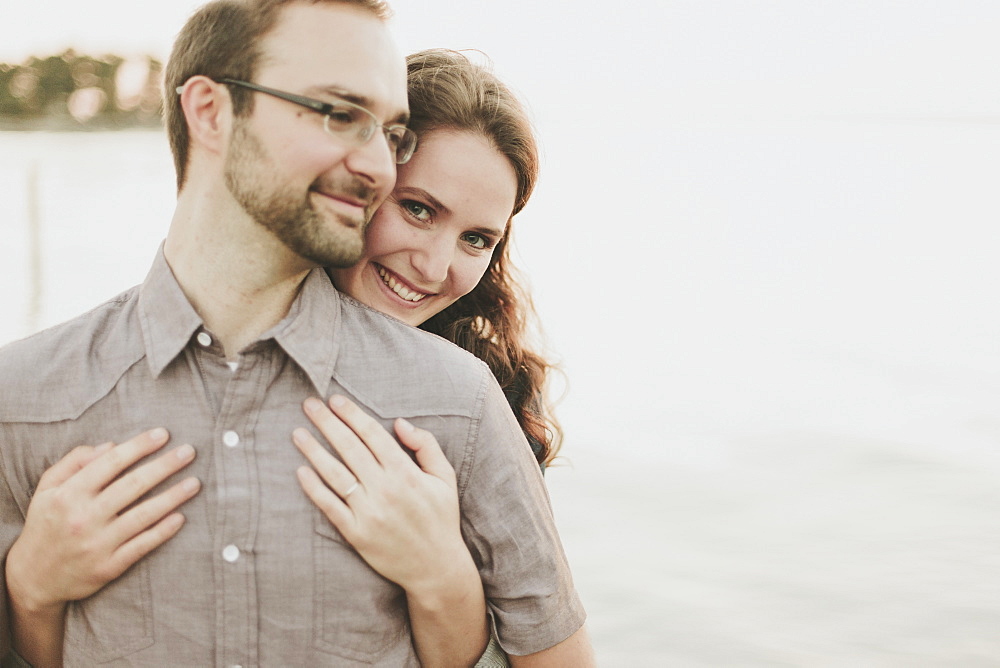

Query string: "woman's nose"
[[411, 233, 453, 284]]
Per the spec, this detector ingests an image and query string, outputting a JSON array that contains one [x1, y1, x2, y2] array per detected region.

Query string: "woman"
[[335, 47, 559, 468], [297, 49, 564, 666], [7, 50, 570, 667]]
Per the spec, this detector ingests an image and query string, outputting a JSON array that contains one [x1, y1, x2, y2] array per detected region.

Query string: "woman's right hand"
[[6, 428, 201, 615]]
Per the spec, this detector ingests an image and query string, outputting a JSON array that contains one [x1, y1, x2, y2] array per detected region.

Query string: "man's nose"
[[343, 131, 397, 198]]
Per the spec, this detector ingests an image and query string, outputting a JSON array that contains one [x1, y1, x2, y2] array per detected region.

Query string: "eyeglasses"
[[177, 78, 417, 164]]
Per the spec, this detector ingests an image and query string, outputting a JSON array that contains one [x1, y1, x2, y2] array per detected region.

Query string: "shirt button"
[[196, 331, 212, 347], [223, 431, 240, 447], [222, 545, 240, 563]]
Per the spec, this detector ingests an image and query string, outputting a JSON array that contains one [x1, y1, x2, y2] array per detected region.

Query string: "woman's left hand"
[[294, 395, 473, 596]]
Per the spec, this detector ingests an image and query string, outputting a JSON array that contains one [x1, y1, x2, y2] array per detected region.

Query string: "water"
[[0, 131, 173, 342], [2, 125, 1000, 665]]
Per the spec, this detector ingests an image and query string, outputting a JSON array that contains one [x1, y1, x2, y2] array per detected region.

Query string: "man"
[[0, 0, 591, 665]]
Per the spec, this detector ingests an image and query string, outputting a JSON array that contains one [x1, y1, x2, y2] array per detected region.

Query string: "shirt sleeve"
[[458, 368, 586, 656], [0, 451, 23, 658]]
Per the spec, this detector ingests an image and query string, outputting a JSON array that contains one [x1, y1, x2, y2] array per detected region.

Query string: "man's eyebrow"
[[305, 85, 409, 125]]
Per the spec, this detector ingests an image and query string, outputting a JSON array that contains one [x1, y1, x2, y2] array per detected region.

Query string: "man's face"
[[224, 2, 408, 268]]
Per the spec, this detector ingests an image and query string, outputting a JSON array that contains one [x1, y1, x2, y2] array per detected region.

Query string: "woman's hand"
[[5, 429, 201, 668], [6, 429, 201, 614], [294, 395, 490, 667], [294, 395, 470, 594]]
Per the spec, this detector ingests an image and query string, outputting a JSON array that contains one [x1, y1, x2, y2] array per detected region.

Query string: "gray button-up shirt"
[[0, 249, 585, 666]]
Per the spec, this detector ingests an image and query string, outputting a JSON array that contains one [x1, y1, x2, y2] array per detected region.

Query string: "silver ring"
[[342, 481, 360, 498]]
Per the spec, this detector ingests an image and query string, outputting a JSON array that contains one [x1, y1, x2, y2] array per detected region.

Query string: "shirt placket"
[[210, 349, 271, 668]]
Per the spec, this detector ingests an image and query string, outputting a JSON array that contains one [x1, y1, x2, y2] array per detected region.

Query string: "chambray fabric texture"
[[0, 249, 585, 667]]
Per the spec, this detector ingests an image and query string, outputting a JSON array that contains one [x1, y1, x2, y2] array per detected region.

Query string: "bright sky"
[[4, 0, 1000, 119]]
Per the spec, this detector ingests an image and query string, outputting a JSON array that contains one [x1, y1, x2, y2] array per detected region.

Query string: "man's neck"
[[164, 196, 316, 361]]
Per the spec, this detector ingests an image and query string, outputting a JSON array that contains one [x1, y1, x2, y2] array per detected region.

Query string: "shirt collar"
[[264, 267, 341, 397], [137, 247, 341, 396], [138, 245, 203, 378]]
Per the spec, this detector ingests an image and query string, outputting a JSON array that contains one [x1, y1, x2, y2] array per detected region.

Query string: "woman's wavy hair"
[[407, 49, 562, 466]]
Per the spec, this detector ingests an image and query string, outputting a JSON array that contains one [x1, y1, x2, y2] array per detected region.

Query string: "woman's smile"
[[374, 263, 431, 303], [331, 129, 516, 327]]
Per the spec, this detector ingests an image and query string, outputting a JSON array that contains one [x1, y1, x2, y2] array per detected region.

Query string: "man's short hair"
[[163, 0, 392, 192]]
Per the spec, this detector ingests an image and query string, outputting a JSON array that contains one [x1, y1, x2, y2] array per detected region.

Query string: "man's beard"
[[224, 121, 374, 268]]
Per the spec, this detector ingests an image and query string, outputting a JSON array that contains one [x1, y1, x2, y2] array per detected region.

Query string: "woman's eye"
[[400, 200, 431, 222], [462, 233, 491, 250]]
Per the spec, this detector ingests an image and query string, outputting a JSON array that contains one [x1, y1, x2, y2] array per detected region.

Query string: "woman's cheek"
[[462, 257, 492, 296]]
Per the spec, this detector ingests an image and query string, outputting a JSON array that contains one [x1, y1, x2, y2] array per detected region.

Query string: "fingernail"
[[397, 418, 414, 433], [95, 442, 114, 454], [182, 477, 200, 493], [292, 427, 307, 444], [329, 395, 346, 407], [150, 427, 168, 441], [176, 444, 195, 461], [304, 397, 323, 412]]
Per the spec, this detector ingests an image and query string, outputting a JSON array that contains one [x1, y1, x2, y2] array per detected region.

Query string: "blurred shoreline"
[[1, 49, 164, 132], [0, 118, 162, 132]]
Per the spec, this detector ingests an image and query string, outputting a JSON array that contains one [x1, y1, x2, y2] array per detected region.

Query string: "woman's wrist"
[[5, 542, 65, 618], [6, 548, 68, 668], [404, 545, 483, 612]]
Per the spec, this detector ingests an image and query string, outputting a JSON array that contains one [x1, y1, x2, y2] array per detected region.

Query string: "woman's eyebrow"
[[396, 187, 449, 215], [471, 223, 506, 237]]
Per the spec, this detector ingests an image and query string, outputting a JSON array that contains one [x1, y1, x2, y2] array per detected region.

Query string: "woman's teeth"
[[378, 267, 428, 303]]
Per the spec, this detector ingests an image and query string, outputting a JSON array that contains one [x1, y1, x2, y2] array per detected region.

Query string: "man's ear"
[[178, 75, 232, 157]]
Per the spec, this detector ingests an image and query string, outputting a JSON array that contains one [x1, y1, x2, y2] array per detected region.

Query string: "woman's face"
[[331, 129, 518, 326]]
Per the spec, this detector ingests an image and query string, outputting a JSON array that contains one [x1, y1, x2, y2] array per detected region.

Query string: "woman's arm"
[[508, 627, 595, 667], [295, 395, 490, 667], [5, 430, 200, 668]]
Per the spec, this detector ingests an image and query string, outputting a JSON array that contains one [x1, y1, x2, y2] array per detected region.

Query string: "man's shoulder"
[[334, 295, 489, 418], [0, 287, 145, 422], [336, 293, 483, 367]]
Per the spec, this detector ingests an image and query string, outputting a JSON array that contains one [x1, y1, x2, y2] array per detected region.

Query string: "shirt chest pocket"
[[312, 511, 410, 662], [63, 559, 154, 663]]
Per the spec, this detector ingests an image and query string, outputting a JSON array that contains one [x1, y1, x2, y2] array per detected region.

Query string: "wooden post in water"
[[26, 163, 42, 334]]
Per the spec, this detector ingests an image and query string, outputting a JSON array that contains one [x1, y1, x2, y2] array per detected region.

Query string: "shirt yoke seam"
[[456, 362, 490, 503]]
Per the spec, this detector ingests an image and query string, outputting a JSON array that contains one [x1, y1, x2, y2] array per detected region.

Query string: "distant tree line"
[[0, 50, 163, 131]]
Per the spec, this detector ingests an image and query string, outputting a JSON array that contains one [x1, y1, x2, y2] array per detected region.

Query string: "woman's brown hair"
[[406, 49, 562, 467]]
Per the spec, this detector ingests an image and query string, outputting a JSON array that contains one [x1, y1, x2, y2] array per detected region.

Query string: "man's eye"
[[384, 128, 406, 150], [326, 107, 358, 127]]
